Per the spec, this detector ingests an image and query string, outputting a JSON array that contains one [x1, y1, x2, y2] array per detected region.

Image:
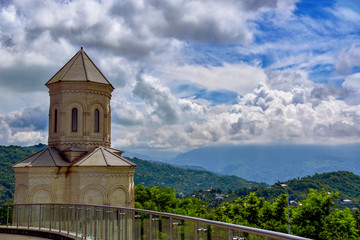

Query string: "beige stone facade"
[[12, 48, 136, 207]]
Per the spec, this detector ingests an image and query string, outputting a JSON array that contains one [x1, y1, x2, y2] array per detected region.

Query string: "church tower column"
[[46, 47, 114, 157]]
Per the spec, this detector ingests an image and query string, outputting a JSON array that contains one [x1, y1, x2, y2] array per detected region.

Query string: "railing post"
[[149, 214, 153, 240], [76, 207, 79, 238], [105, 208, 108, 240], [117, 210, 120, 240], [94, 208, 97, 240], [50, 205, 53, 231], [84, 208, 88, 240], [39, 204, 42, 230], [228, 229, 232, 240], [16, 205, 19, 228], [67, 206, 70, 235], [59, 206, 62, 233], [169, 217, 173, 240], [194, 222, 198, 240], [6, 205, 9, 227], [28, 205, 31, 228], [132, 212, 136, 240]]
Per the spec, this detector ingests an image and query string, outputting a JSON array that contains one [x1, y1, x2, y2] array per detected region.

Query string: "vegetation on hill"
[[190, 171, 360, 209], [136, 185, 359, 239], [128, 157, 266, 195], [0, 145, 264, 203], [0, 145, 360, 238], [0, 144, 46, 203]]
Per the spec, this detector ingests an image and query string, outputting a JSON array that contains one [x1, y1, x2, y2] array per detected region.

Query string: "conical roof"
[[45, 47, 114, 89]]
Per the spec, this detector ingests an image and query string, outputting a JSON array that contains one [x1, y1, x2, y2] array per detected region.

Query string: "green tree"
[[320, 208, 358, 240], [292, 189, 358, 239], [260, 194, 287, 233]]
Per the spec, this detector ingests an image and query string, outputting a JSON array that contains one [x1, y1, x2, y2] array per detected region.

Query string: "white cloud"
[[336, 45, 360, 75], [1, 0, 360, 156], [158, 63, 266, 95], [9, 131, 47, 145], [111, 69, 360, 153], [342, 73, 360, 104], [0, 105, 48, 145]]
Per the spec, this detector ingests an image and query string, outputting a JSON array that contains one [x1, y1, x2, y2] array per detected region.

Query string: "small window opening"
[[72, 108, 78, 132], [54, 109, 58, 133], [94, 109, 100, 132]]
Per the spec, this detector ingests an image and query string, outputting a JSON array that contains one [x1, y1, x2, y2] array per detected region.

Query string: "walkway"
[[0, 233, 51, 239]]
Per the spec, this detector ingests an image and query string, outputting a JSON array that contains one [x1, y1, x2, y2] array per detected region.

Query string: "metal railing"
[[0, 203, 311, 240]]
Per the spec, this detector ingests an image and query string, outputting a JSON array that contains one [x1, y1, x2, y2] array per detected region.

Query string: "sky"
[[0, 0, 359, 159]]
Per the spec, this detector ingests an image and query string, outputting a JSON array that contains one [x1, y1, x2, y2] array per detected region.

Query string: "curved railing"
[[0, 204, 311, 240]]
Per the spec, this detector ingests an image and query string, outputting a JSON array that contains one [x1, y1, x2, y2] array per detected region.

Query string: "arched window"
[[94, 109, 100, 132], [72, 108, 78, 132], [54, 109, 58, 133]]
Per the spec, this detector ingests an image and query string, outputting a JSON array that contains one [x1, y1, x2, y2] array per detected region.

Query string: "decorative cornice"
[[80, 174, 133, 179], [49, 89, 112, 98]]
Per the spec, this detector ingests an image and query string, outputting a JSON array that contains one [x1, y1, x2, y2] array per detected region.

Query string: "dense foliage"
[[136, 186, 359, 239], [0, 144, 46, 203]]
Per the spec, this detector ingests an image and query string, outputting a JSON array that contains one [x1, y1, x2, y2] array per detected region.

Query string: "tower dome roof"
[[45, 47, 114, 89]]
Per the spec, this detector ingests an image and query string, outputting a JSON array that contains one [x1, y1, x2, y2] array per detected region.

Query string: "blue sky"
[[0, 0, 359, 159]]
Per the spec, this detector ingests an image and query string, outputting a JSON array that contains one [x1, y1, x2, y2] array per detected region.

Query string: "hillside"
[[171, 144, 360, 184], [128, 157, 266, 195], [2, 145, 360, 209], [0, 144, 47, 203], [193, 171, 360, 209], [0, 145, 265, 203]]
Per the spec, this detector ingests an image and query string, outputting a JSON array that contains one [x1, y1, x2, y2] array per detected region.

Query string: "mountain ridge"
[[171, 143, 360, 184]]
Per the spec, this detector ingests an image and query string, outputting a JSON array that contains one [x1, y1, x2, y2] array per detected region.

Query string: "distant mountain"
[[171, 144, 360, 184], [127, 157, 266, 195]]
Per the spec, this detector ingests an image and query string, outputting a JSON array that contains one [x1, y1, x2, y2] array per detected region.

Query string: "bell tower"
[[13, 48, 136, 208], [46, 47, 113, 160]]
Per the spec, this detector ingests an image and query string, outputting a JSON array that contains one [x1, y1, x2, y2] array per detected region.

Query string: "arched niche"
[[109, 185, 128, 207], [14, 185, 28, 204], [89, 100, 106, 137], [30, 185, 55, 203], [81, 185, 106, 205]]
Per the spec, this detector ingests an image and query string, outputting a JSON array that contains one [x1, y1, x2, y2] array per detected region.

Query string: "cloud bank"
[[0, 0, 359, 156]]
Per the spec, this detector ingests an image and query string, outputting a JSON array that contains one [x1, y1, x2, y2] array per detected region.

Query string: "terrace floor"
[[0, 233, 51, 239]]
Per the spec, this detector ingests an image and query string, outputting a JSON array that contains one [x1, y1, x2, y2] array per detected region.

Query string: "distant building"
[[290, 200, 298, 207], [12, 48, 136, 207], [343, 199, 352, 205]]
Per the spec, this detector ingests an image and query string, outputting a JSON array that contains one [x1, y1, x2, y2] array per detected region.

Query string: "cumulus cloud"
[[112, 69, 360, 152], [1, 0, 360, 155], [336, 45, 360, 74], [4, 105, 48, 131], [0, 105, 48, 145], [158, 63, 266, 95], [133, 73, 180, 124], [0, 0, 299, 96], [342, 73, 360, 105]]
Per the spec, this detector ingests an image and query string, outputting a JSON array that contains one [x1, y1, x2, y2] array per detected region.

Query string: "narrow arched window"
[[94, 109, 100, 132], [72, 108, 78, 132], [54, 109, 58, 133]]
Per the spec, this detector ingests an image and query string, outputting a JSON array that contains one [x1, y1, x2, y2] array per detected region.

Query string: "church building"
[[12, 48, 136, 207]]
